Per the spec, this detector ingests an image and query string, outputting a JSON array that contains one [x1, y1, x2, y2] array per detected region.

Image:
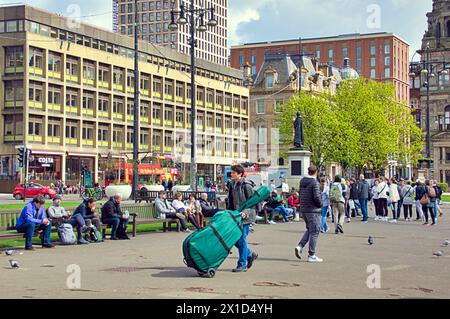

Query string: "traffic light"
[[18, 147, 26, 168]]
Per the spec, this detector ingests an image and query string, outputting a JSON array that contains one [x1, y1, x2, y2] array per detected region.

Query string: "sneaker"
[[295, 246, 303, 260], [77, 238, 89, 245], [247, 252, 258, 269], [346, 218, 351, 223], [176, 213, 186, 220], [42, 243, 55, 248], [183, 229, 192, 233], [423, 222, 429, 226], [25, 246, 35, 251], [389, 219, 397, 224], [232, 267, 247, 273], [255, 215, 264, 221], [268, 220, 276, 225], [110, 236, 118, 240], [307, 255, 323, 263]]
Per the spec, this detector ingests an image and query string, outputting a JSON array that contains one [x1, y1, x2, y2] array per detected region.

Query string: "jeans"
[[403, 204, 413, 219], [331, 202, 345, 230], [320, 207, 329, 232], [16, 222, 52, 248], [235, 224, 252, 268], [102, 217, 129, 238], [390, 202, 398, 219], [275, 206, 293, 222], [166, 212, 188, 230], [424, 202, 436, 224], [67, 214, 86, 239], [299, 213, 321, 257], [415, 200, 423, 220], [359, 199, 368, 221]]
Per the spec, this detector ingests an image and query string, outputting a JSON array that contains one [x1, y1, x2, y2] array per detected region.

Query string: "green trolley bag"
[[182, 186, 270, 278]]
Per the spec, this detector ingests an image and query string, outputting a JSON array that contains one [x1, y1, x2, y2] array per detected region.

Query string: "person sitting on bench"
[[155, 190, 190, 232], [16, 196, 54, 250], [171, 192, 201, 230], [101, 194, 129, 240], [199, 193, 220, 217]]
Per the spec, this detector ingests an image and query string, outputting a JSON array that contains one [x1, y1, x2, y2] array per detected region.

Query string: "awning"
[[30, 150, 65, 156], [66, 152, 97, 158]]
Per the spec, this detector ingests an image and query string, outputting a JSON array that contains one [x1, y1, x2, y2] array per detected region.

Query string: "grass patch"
[[0, 201, 105, 211], [442, 195, 450, 203]]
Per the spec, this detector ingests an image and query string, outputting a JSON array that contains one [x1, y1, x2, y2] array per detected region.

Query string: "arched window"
[[445, 105, 450, 130], [436, 22, 442, 38], [278, 157, 285, 166]]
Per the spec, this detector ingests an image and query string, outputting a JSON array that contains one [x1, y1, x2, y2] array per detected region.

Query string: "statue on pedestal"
[[294, 111, 304, 150]]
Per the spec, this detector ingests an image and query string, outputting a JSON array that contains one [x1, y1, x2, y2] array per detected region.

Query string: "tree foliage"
[[278, 78, 423, 175]]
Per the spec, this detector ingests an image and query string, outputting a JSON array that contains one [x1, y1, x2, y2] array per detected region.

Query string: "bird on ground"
[[441, 240, 449, 247], [5, 250, 15, 256], [433, 251, 443, 257], [9, 260, 19, 268], [368, 236, 374, 245]]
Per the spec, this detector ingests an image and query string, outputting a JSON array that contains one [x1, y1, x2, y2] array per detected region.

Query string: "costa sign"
[[38, 157, 54, 164]]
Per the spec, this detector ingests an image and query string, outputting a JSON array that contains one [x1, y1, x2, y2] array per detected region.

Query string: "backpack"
[[329, 183, 341, 203], [436, 185, 443, 198], [428, 186, 437, 198], [84, 226, 103, 243], [58, 223, 77, 245]]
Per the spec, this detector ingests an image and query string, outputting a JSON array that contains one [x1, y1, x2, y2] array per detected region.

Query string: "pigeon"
[[5, 249, 15, 256], [433, 251, 443, 257], [368, 236, 374, 245], [441, 240, 450, 247], [9, 260, 19, 268]]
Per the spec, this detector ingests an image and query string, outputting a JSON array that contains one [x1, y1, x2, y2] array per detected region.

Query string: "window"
[[256, 100, 265, 114], [98, 126, 109, 142], [98, 94, 109, 113], [47, 121, 61, 138], [113, 98, 124, 114], [48, 85, 62, 105], [370, 45, 376, 56], [83, 60, 96, 82], [385, 56, 390, 66], [329, 48, 334, 63], [48, 52, 62, 74], [385, 44, 390, 54], [29, 47, 44, 69], [251, 55, 256, 64], [98, 64, 109, 82], [266, 74, 274, 88], [315, 49, 320, 59], [370, 57, 376, 67], [5, 46, 23, 69], [4, 81, 23, 102], [445, 106, 450, 130], [370, 69, 376, 79], [275, 100, 283, 113], [239, 55, 244, 65], [257, 126, 266, 145], [6, 20, 17, 32], [342, 47, 348, 58], [28, 117, 42, 136], [66, 57, 79, 78], [4, 114, 23, 137], [28, 81, 43, 103]]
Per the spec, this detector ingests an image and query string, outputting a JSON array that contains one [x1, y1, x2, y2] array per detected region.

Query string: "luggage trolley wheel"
[[205, 268, 216, 278]]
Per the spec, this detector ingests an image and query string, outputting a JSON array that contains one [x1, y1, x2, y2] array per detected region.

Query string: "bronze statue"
[[294, 111, 304, 149]]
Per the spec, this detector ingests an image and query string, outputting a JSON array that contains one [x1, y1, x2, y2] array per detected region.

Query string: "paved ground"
[[1, 203, 450, 299]]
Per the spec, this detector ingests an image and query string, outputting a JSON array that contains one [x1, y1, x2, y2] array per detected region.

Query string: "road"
[[1, 203, 449, 299]]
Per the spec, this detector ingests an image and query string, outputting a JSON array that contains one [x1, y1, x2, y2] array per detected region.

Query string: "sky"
[[0, 0, 433, 60]]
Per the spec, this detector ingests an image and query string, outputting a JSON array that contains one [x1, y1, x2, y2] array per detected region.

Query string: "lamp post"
[[169, 1, 217, 191], [132, 0, 140, 198], [410, 43, 449, 178]]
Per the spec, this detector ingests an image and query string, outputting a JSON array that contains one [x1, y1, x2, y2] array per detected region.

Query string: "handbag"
[[420, 193, 430, 206]]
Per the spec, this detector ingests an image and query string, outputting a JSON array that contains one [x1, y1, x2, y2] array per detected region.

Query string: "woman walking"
[[329, 175, 346, 234], [376, 177, 389, 222], [401, 181, 415, 221], [320, 178, 330, 233], [388, 179, 400, 223]]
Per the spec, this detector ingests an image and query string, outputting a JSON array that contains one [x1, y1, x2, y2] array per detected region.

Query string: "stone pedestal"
[[286, 148, 312, 191]]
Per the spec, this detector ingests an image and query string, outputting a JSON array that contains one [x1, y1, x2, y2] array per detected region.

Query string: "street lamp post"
[[410, 43, 449, 178], [132, 0, 140, 198], [169, 1, 217, 191]]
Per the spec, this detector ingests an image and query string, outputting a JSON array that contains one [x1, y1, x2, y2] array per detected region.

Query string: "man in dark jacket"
[[72, 198, 101, 242], [199, 193, 219, 217], [227, 165, 258, 272], [295, 166, 323, 263], [101, 194, 129, 240], [357, 174, 370, 222], [264, 191, 283, 224]]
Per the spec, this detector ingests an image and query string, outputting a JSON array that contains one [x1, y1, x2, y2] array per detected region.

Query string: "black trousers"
[[373, 199, 380, 216], [403, 204, 412, 219], [378, 198, 388, 217]]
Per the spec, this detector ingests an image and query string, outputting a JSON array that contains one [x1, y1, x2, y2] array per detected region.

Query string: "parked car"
[[13, 182, 57, 200]]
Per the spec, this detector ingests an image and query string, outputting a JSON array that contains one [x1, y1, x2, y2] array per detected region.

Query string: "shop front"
[[65, 152, 96, 187], [26, 150, 64, 187]]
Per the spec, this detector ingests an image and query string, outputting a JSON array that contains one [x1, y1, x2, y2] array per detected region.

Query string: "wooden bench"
[[134, 190, 218, 207]]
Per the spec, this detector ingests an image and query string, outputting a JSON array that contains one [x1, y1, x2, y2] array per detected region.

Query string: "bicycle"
[[81, 187, 104, 201]]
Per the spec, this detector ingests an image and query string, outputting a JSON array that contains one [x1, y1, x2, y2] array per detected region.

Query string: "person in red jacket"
[[287, 192, 300, 213]]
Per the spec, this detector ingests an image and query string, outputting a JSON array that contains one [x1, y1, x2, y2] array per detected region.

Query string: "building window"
[[370, 69, 376, 79], [370, 45, 376, 56], [385, 44, 390, 54], [5, 46, 23, 69], [257, 126, 266, 145], [256, 100, 265, 114], [315, 49, 320, 59], [445, 106, 450, 130], [4, 80, 23, 103], [342, 47, 348, 58], [29, 47, 44, 69], [251, 55, 256, 64], [266, 74, 274, 88], [328, 48, 334, 63], [275, 100, 283, 113], [384, 68, 390, 78], [370, 57, 376, 67], [385, 56, 390, 66], [239, 55, 244, 65]]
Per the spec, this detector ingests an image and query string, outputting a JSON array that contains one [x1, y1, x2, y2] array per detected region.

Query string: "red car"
[[13, 182, 57, 200]]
